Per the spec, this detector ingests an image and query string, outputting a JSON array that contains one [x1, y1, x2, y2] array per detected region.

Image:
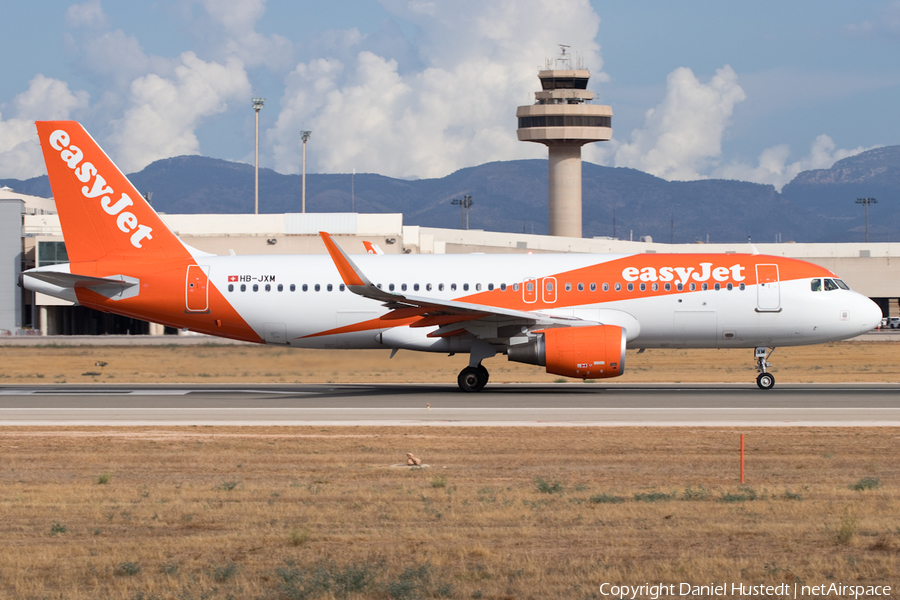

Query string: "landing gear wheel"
[[458, 366, 488, 392], [477, 365, 489, 386], [756, 372, 775, 390]]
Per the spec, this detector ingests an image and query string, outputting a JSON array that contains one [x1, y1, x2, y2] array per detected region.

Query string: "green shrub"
[[850, 477, 880, 491], [589, 493, 625, 504], [115, 562, 141, 577], [634, 491, 675, 503], [50, 521, 67, 535], [534, 477, 564, 494], [97, 473, 111, 484]]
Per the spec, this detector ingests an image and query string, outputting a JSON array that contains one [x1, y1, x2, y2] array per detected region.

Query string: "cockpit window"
[[811, 278, 822, 292], [824, 278, 838, 291], [835, 279, 850, 290]]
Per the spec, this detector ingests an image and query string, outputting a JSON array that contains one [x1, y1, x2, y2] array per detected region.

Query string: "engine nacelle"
[[507, 325, 626, 379]]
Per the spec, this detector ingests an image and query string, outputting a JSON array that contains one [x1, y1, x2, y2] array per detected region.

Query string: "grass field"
[[1, 340, 898, 384], [1, 427, 898, 599]]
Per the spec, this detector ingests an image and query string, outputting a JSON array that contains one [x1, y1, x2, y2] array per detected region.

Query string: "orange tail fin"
[[35, 121, 193, 263]]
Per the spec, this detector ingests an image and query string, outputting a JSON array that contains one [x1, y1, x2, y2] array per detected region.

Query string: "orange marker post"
[[740, 434, 745, 483]]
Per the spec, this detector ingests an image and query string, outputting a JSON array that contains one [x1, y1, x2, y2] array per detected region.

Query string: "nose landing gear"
[[755, 346, 776, 389]]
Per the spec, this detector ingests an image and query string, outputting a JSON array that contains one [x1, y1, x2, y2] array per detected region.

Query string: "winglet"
[[318, 231, 371, 287]]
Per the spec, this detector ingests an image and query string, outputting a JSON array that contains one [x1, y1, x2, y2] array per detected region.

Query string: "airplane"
[[21, 121, 883, 391]]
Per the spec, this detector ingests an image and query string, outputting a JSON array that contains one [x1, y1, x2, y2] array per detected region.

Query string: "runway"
[[1, 382, 899, 426]]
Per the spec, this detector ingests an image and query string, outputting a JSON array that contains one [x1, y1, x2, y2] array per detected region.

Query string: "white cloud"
[[199, 0, 295, 70], [844, 1, 900, 39], [65, 0, 107, 28], [0, 76, 89, 179], [107, 52, 251, 171], [611, 65, 746, 181], [713, 135, 873, 191], [270, 0, 605, 178]]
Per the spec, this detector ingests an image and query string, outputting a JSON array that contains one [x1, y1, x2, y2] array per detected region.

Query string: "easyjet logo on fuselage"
[[48, 129, 153, 249], [622, 263, 746, 285]]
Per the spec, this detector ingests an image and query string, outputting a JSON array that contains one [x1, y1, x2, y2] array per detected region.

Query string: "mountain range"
[[5, 146, 898, 244]]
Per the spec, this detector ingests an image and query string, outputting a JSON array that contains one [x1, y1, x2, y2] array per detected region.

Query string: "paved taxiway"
[[1, 383, 899, 426]]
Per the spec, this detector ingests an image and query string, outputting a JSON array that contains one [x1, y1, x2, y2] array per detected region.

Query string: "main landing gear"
[[755, 346, 776, 390], [458, 365, 489, 392], [458, 340, 496, 392]]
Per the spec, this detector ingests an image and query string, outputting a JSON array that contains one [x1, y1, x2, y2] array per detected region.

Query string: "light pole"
[[451, 195, 474, 230], [301, 131, 311, 213], [252, 98, 265, 214], [856, 197, 877, 242]]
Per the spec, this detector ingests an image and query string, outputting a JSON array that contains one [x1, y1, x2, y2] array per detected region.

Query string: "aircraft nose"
[[858, 295, 883, 332]]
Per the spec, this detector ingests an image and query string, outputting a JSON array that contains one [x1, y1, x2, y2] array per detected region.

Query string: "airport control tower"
[[517, 47, 612, 238]]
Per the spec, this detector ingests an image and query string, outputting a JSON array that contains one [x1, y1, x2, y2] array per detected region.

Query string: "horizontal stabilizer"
[[24, 271, 136, 290]]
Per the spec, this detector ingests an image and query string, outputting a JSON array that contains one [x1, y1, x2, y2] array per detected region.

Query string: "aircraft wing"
[[319, 232, 594, 335]]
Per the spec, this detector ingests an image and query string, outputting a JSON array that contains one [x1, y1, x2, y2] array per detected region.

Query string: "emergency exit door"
[[186, 265, 210, 312]]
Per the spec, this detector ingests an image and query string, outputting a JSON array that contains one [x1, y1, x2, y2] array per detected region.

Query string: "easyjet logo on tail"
[[622, 263, 746, 285], [48, 129, 153, 249]]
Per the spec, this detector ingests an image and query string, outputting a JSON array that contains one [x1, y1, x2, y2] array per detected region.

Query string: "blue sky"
[[1, 0, 898, 190]]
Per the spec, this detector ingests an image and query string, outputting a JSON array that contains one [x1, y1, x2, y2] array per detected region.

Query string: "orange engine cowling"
[[507, 325, 626, 379]]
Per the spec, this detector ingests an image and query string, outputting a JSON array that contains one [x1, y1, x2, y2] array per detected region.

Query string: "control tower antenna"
[[517, 46, 612, 238]]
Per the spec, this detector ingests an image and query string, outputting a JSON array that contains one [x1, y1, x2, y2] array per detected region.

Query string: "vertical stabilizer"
[[35, 121, 192, 263]]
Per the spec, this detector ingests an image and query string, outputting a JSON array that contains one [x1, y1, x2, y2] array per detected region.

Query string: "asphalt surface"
[[1, 383, 899, 426]]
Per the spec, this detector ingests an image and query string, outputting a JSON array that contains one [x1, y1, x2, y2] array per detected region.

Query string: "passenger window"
[[701, 283, 708, 291], [811, 278, 822, 292], [615, 283, 621, 291], [228, 284, 234, 292], [340, 284, 345, 291], [628, 283, 634, 291], [665, 283, 671, 291], [676, 283, 684, 291], [727, 283, 733, 290], [639, 283, 646, 291], [314, 284, 320, 292], [389, 284, 395, 291], [265, 284, 271, 292], [401, 284, 407, 291], [488, 283, 494, 291], [603, 283, 609, 291], [327, 284, 333, 292], [302, 284, 308, 292], [590, 283, 596, 292], [714, 283, 720, 291], [414, 284, 419, 291], [291, 284, 297, 292], [476, 283, 482, 291], [689, 283, 696, 291], [500, 283, 506, 291], [824, 278, 838, 291], [277, 284, 283, 292], [463, 283, 469, 291], [578, 283, 584, 291], [253, 284, 259, 292], [652, 283, 658, 291], [240, 284, 246, 292], [451, 284, 457, 291], [426, 283, 432, 291], [439, 283, 444, 291], [739, 283, 745, 290]]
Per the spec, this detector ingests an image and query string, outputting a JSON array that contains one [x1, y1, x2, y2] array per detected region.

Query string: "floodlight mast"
[[301, 130, 311, 213], [856, 197, 877, 242], [451, 195, 474, 230], [252, 97, 265, 215]]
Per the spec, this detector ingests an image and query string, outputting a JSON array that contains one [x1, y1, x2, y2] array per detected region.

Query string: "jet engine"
[[507, 325, 626, 379]]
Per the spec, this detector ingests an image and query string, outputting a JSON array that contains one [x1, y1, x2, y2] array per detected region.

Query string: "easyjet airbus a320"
[[22, 121, 882, 391]]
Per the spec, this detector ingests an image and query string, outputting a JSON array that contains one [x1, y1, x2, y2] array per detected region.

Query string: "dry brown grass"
[[1, 427, 898, 599], [1, 340, 899, 384]]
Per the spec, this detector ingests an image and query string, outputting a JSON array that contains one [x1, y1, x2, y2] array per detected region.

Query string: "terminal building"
[[3, 184, 899, 336]]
